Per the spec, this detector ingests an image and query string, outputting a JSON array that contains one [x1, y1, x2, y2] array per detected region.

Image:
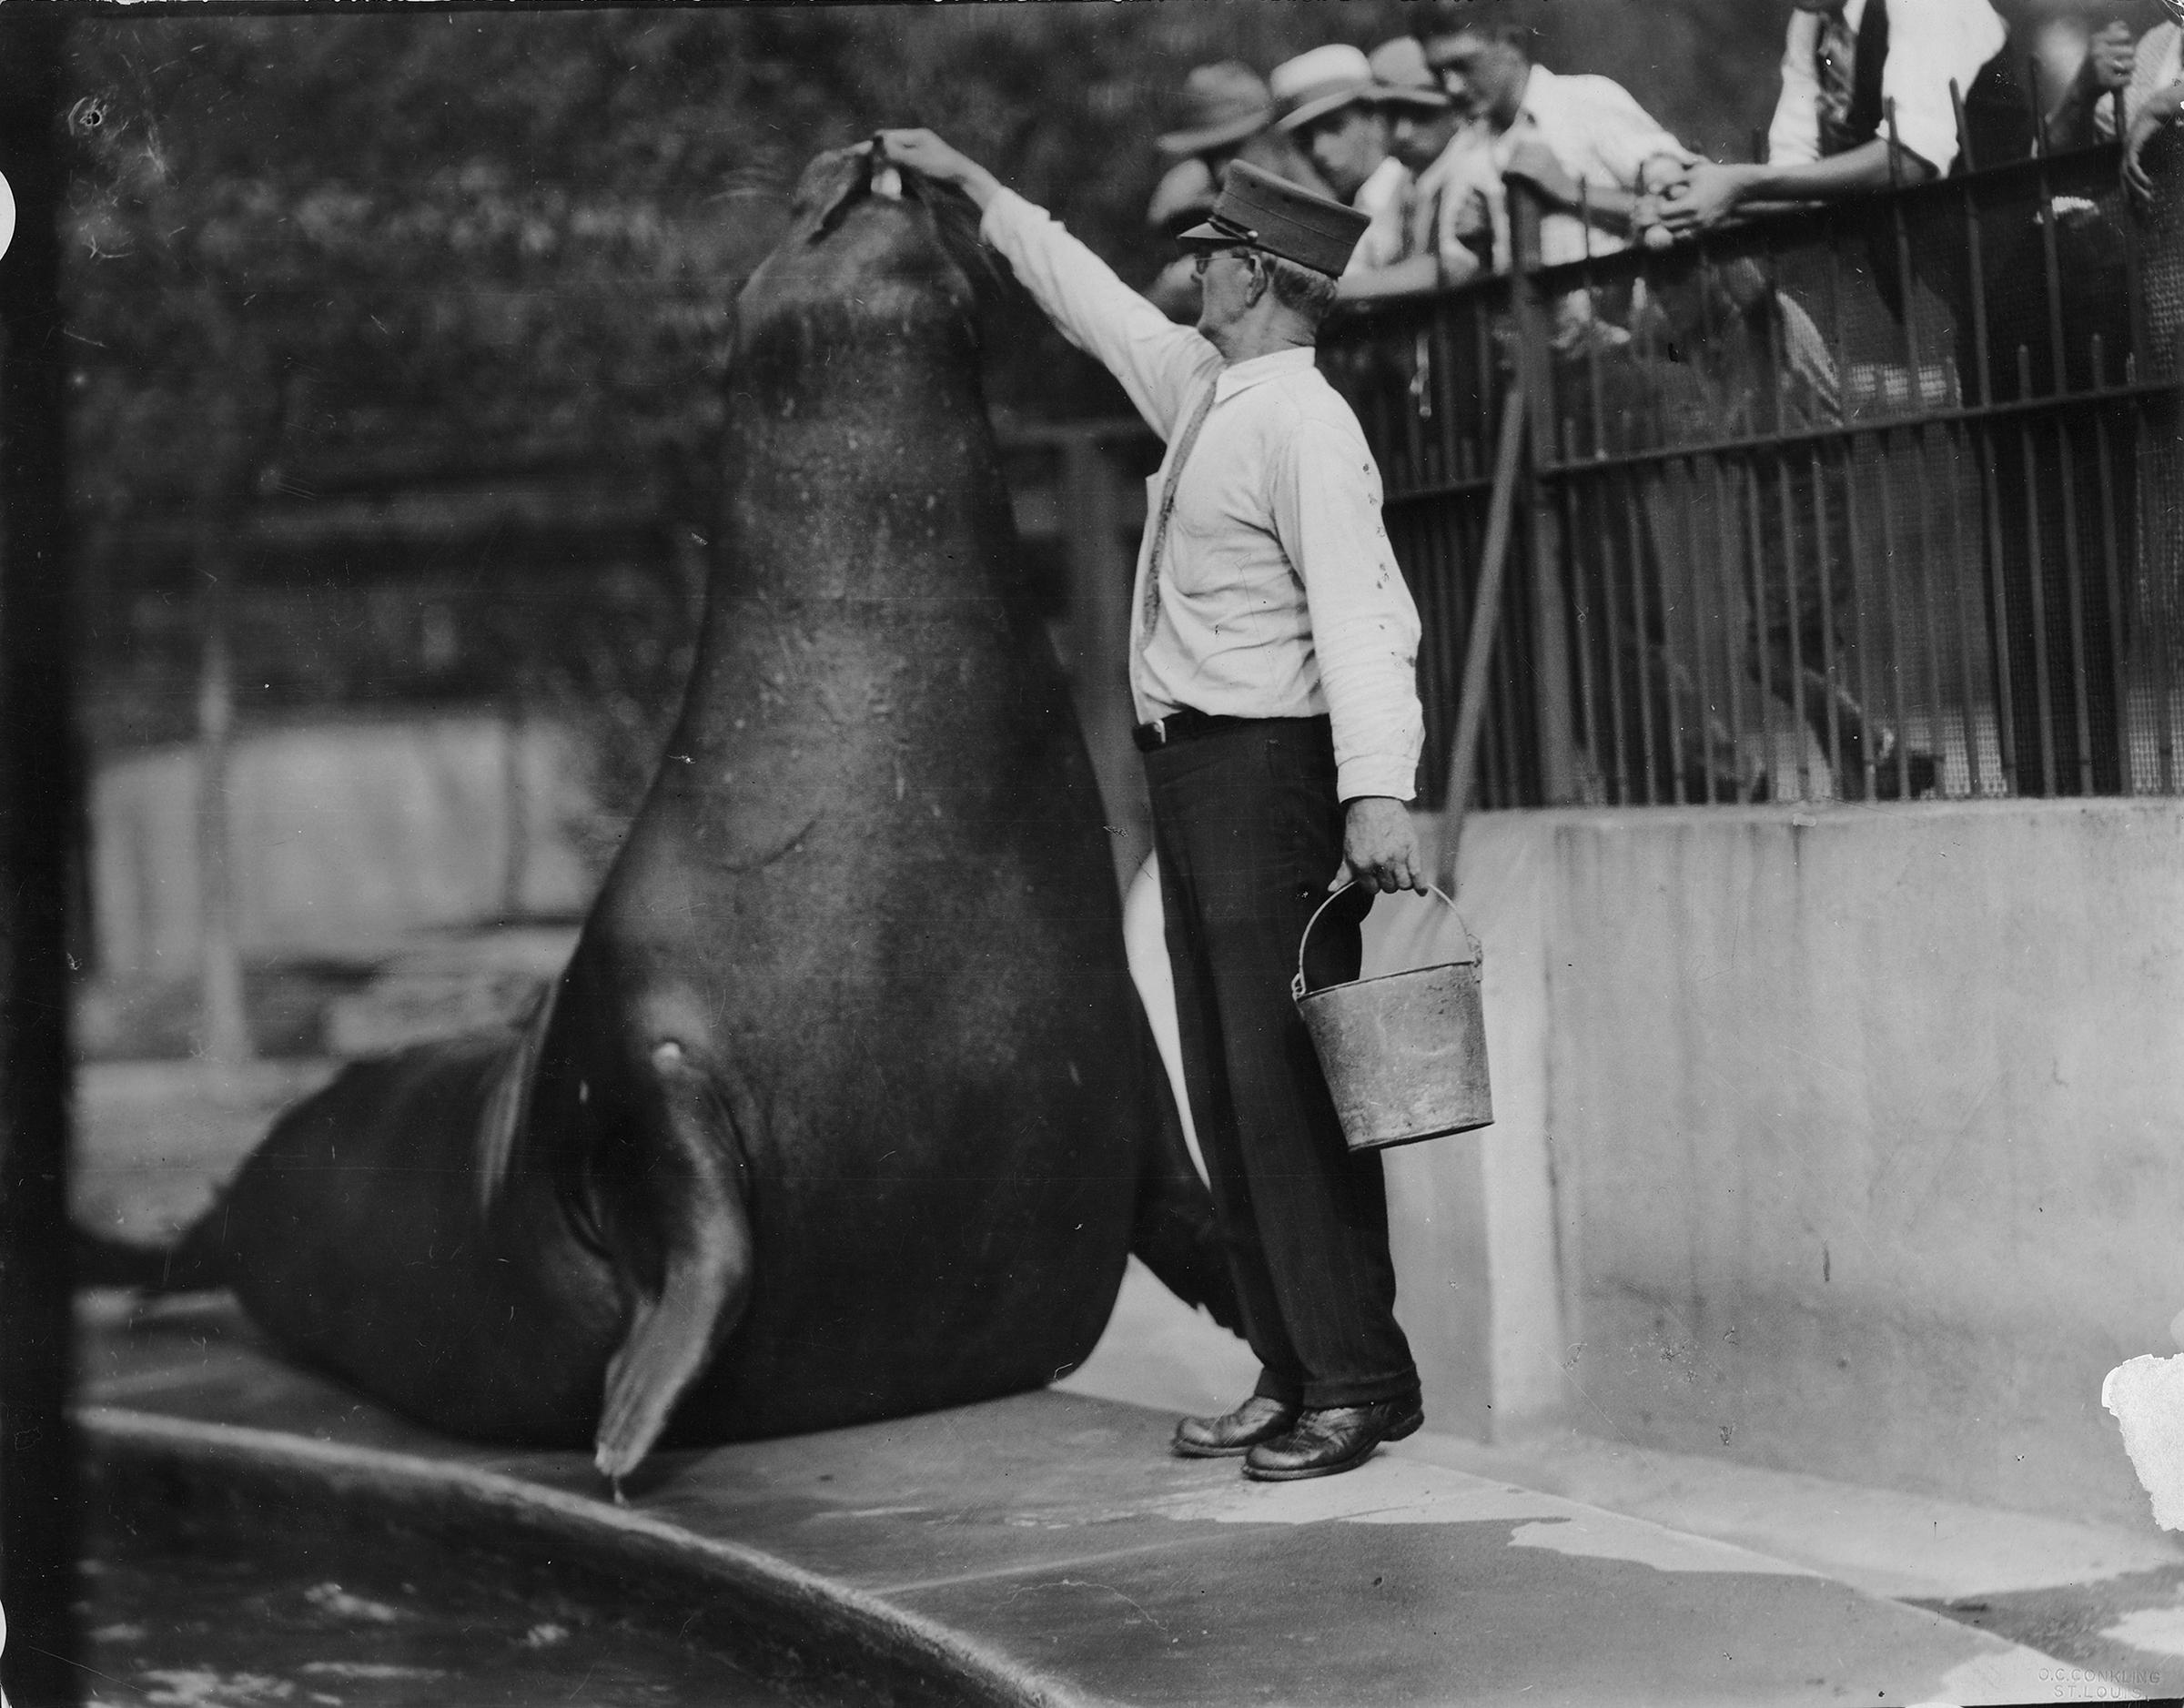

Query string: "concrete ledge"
[[81, 1405, 1099, 1708], [1421, 795, 2184, 1526]]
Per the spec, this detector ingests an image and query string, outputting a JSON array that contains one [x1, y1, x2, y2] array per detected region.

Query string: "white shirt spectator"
[[979, 189, 1424, 803], [1348, 154, 1414, 274], [1766, 0, 2007, 177], [2095, 23, 2182, 141], [1421, 66, 1695, 274]]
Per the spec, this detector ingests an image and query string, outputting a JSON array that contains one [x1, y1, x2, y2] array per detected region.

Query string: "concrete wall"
[[1405, 798, 2184, 1528], [91, 716, 595, 974]]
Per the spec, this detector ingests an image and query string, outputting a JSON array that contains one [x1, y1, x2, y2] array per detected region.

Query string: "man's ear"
[[1243, 253, 1272, 308]]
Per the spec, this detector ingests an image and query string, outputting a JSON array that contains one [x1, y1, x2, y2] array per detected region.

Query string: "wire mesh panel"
[[1327, 136, 2184, 809]]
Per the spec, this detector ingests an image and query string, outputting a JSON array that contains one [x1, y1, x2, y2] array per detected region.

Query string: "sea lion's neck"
[[714, 308, 1012, 610]]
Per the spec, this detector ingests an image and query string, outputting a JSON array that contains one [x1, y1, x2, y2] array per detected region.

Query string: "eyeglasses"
[[1191, 245, 1259, 279]]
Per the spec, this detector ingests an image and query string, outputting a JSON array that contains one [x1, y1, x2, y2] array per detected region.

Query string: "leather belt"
[[1133, 709, 1252, 753]]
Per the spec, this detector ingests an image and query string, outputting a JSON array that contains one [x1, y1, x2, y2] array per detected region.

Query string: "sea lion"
[[104, 145, 1239, 1479]]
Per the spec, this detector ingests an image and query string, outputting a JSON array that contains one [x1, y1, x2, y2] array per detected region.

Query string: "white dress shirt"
[[979, 189, 1425, 803], [1421, 66, 1695, 273], [1766, 0, 2008, 177]]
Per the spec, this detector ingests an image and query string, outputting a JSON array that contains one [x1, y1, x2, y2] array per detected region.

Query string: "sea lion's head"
[[734, 144, 1008, 391]]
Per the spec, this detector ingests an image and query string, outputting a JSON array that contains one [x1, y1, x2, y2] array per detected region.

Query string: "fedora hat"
[[1145, 157, 1218, 237], [1157, 61, 1276, 158], [1271, 44, 1379, 134], [1367, 37, 1452, 111], [1177, 159, 1371, 278]]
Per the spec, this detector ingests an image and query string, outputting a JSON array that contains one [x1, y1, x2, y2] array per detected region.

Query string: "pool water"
[[80, 1506, 804, 1707]]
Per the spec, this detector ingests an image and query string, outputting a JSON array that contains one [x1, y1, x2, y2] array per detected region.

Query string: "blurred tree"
[[55, 0, 2149, 989]]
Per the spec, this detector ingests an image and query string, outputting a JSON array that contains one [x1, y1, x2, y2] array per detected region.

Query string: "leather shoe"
[[1241, 1397, 1424, 1481], [1171, 1395, 1300, 1459]]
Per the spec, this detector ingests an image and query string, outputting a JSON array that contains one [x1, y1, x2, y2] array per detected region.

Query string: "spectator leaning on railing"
[[1412, 15, 1694, 290], [1337, 36, 1471, 300], [2077, 6, 2184, 211], [1658, 0, 2023, 235], [2043, 5, 2184, 208], [1663, 0, 2156, 800], [2045, 18, 2139, 153], [1270, 45, 1414, 275]]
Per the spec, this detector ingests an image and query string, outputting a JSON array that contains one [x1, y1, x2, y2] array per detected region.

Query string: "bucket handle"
[[1292, 881, 1478, 1002]]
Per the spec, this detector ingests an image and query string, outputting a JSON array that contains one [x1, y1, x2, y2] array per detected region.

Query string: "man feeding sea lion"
[[879, 130, 1430, 1481]]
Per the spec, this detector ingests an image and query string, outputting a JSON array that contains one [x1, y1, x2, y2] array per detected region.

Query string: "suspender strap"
[[1139, 379, 1220, 647]]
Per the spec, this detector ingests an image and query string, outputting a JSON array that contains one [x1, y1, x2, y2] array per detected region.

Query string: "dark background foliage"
[[57, 1, 2157, 762]]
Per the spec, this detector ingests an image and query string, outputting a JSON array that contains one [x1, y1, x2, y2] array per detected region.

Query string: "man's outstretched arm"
[[1657, 139, 1936, 234], [875, 128, 1213, 439], [874, 128, 1006, 211]]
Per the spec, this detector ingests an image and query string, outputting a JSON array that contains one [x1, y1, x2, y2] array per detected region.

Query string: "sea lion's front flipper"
[[593, 1042, 753, 1480], [1125, 1009, 1244, 1336], [477, 980, 560, 1218]]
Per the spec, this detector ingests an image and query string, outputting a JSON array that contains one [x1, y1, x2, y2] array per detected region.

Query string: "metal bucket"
[[1291, 884, 1492, 1153]]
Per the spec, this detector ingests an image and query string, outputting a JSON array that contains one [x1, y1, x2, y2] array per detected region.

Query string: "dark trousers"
[[1144, 715, 1418, 1412]]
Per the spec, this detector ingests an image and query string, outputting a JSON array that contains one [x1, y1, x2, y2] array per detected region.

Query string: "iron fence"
[[1322, 126, 2184, 810]]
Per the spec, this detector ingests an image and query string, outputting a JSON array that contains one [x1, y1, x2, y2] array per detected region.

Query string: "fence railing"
[[1321, 128, 2184, 810]]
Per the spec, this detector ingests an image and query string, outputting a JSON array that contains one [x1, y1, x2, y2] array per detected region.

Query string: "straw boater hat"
[[1176, 159, 1372, 278], [1270, 44, 1380, 134], [1367, 37, 1452, 111], [1157, 61, 1278, 158]]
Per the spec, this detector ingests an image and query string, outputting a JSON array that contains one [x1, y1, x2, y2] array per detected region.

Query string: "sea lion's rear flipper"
[[73, 1212, 227, 1294], [1127, 1011, 1244, 1336], [593, 1043, 753, 1481]]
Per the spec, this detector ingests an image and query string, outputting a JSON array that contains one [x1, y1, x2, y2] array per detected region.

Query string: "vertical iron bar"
[[1775, 446, 1811, 799], [1713, 456, 1754, 801], [1874, 429, 1914, 801], [1512, 179, 1581, 803], [1908, 422, 1950, 798], [1561, 427, 1604, 805], [1622, 452, 1662, 803], [2017, 345, 2059, 794], [1843, 429, 1881, 803], [1679, 454, 1721, 804], [1945, 419, 1987, 798], [1743, 454, 1779, 796], [1589, 452, 1635, 802], [1809, 436, 1845, 793], [2056, 398, 2096, 795], [2089, 367, 2131, 793], [2145, 379, 2178, 793], [1978, 419, 2018, 793], [1885, 100, 1924, 399], [1434, 302, 1461, 466]]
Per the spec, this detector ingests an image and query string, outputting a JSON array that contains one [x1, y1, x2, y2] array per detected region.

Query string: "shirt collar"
[[1356, 155, 1410, 216], [1516, 63, 1556, 124], [1218, 344, 1317, 397]]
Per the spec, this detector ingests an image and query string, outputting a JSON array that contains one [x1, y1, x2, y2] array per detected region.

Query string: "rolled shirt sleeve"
[[1269, 417, 1425, 802], [1557, 74, 1698, 191], [1768, 12, 1827, 168], [979, 187, 1216, 442], [1767, 0, 2007, 177]]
